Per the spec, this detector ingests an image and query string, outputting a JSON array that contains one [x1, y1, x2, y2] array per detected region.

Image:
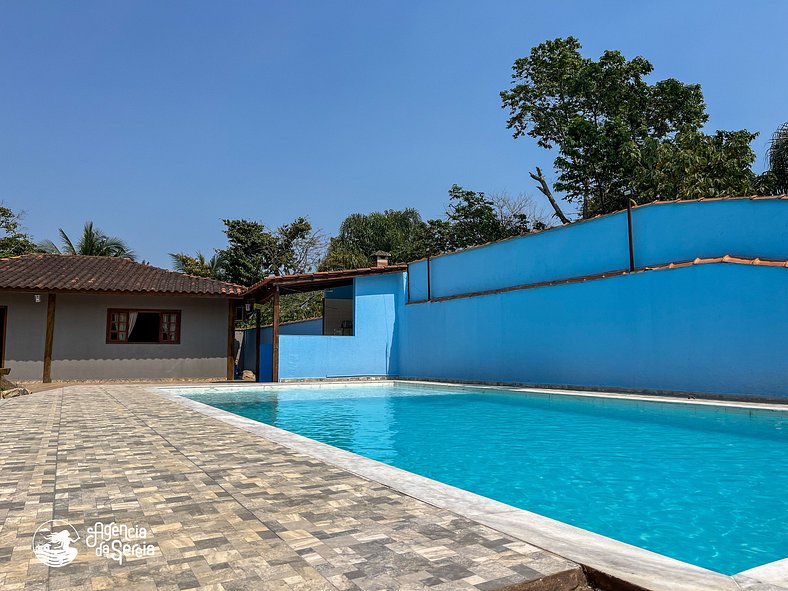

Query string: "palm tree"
[[39, 222, 136, 259], [768, 122, 788, 194], [169, 251, 225, 279]]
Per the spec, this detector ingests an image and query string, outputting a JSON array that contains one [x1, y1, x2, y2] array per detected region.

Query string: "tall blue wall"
[[276, 199, 788, 398], [407, 198, 788, 300], [397, 263, 788, 398], [278, 273, 404, 380]]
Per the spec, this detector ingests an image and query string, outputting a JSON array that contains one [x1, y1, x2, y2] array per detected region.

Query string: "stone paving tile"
[[0, 385, 586, 590]]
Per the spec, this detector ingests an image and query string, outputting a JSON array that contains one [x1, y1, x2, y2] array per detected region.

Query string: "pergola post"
[[42, 293, 56, 383], [272, 286, 280, 382], [227, 301, 236, 380], [254, 307, 261, 382]]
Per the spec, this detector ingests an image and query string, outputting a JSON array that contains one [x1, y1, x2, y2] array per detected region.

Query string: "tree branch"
[[529, 167, 571, 224]]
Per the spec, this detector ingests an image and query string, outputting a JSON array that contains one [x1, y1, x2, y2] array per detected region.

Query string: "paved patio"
[[0, 385, 590, 591]]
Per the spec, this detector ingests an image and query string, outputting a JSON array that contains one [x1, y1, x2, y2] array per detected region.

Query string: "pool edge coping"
[[152, 380, 788, 591]]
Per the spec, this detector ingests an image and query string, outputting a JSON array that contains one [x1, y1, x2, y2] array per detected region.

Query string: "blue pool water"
[[180, 384, 788, 574]]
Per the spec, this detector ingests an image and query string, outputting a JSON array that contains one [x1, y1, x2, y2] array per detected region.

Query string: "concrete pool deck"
[[0, 384, 588, 591], [1, 382, 786, 591]]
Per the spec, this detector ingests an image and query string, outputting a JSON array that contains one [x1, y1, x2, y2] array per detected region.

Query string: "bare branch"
[[529, 167, 571, 224]]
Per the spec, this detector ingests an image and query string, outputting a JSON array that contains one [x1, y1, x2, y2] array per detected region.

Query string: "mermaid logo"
[[32, 520, 80, 567]]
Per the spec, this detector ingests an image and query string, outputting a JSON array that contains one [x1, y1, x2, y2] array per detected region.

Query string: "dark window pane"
[[127, 312, 161, 343]]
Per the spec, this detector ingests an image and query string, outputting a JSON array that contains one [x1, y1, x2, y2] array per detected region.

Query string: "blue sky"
[[1, 1, 786, 267]]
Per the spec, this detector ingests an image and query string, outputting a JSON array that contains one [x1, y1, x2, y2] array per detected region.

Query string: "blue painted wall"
[[407, 259, 429, 301], [398, 263, 788, 398], [258, 343, 273, 382], [239, 318, 322, 380], [421, 212, 627, 299], [408, 198, 788, 300], [278, 273, 404, 379], [275, 199, 788, 398]]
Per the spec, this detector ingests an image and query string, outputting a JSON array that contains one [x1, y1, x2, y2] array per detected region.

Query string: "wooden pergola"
[[243, 265, 406, 382]]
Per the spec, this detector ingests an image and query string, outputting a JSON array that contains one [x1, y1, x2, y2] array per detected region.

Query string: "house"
[[0, 254, 242, 382], [240, 196, 788, 399]]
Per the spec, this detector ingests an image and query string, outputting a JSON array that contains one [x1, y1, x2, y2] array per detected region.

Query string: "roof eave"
[[0, 287, 243, 298]]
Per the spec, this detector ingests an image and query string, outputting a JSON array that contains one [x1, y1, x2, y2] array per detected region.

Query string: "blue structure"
[[239, 318, 322, 382], [279, 273, 401, 379], [246, 197, 788, 399]]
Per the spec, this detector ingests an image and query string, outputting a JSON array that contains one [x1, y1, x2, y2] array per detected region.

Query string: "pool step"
[[498, 565, 597, 590]]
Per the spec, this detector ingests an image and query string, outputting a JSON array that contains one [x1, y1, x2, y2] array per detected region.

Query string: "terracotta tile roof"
[[0, 254, 244, 297], [651, 255, 788, 270]]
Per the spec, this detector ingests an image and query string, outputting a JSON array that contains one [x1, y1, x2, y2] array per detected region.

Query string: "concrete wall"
[[407, 198, 788, 300], [278, 274, 403, 380], [269, 200, 788, 398], [274, 263, 788, 398], [398, 263, 788, 398], [238, 318, 322, 378], [0, 293, 47, 381], [0, 292, 230, 381]]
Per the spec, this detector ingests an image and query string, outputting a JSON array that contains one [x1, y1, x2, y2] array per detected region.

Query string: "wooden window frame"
[[106, 309, 181, 344]]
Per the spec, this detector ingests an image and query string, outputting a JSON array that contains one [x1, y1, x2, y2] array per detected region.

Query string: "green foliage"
[[250, 292, 323, 327], [321, 209, 427, 270], [501, 37, 766, 216], [169, 251, 225, 279], [218, 217, 323, 286], [422, 185, 540, 254], [637, 129, 765, 201], [321, 190, 544, 267], [0, 204, 37, 257], [768, 123, 788, 194], [39, 221, 136, 259]]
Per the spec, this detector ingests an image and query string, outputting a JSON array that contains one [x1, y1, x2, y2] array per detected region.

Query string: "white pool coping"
[[153, 380, 788, 591]]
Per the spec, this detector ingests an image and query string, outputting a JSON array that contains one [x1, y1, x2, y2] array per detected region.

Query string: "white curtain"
[[127, 311, 138, 339]]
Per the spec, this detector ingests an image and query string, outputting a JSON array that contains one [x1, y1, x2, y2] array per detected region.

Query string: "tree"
[[169, 251, 225, 279], [488, 190, 550, 232], [528, 168, 571, 224], [218, 217, 324, 286], [0, 204, 37, 257], [39, 222, 136, 259], [422, 185, 540, 254], [636, 129, 767, 201], [218, 217, 325, 325], [321, 209, 427, 270], [501, 37, 766, 217], [768, 122, 788, 194]]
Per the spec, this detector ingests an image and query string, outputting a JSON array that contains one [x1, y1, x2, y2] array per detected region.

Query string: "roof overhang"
[[0, 287, 242, 299], [244, 265, 406, 302]]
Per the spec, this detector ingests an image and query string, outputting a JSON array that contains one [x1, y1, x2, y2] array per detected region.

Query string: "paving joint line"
[[102, 386, 345, 591]]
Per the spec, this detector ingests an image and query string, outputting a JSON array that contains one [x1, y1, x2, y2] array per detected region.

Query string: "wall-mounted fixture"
[[34, 294, 41, 303]]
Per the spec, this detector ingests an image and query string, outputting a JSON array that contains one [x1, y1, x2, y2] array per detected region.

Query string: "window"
[[107, 309, 181, 344]]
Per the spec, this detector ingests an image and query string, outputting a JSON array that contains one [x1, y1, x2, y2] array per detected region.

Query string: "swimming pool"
[[178, 382, 788, 575]]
